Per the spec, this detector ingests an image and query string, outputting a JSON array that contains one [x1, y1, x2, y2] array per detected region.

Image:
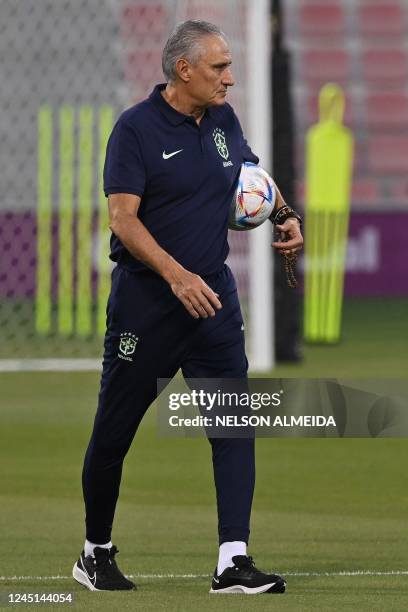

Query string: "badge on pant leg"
[[118, 332, 139, 362]]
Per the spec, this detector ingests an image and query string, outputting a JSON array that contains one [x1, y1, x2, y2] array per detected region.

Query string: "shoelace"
[[234, 555, 256, 570], [94, 546, 119, 572]]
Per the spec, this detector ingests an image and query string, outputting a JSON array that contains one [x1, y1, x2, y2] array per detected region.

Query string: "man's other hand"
[[271, 218, 304, 256]]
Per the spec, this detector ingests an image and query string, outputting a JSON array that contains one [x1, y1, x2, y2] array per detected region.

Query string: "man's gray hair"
[[162, 20, 226, 82]]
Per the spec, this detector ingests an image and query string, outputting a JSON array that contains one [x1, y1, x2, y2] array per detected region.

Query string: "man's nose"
[[222, 68, 235, 87]]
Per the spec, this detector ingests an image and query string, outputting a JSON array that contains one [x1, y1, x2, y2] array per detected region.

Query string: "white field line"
[[0, 359, 101, 372], [1, 570, 408, 581]]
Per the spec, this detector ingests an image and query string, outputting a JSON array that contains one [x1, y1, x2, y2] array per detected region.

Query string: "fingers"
[[271, 237, 303, 252], [189, 295, 214, 318], [172, 274, 223, 319], [178, 295, 201, 319], [189, 284, 222, 318], [202, 285, 222, 312], [272, 222, 303, 253], [181, 296, 216, 319]]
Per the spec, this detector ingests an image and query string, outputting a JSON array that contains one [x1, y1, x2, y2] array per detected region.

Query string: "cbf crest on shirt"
[[213, 127, 233, 167], [104, 84, 259, 276]]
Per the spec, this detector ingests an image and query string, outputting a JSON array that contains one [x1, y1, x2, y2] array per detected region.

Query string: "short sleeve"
[[103, 118, 146, 197], [233, 112, 259, 165]]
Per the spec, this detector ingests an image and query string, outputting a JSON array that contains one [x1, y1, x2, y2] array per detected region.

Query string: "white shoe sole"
[[209, 582, 277, 594], [72, 564, 101, 591]]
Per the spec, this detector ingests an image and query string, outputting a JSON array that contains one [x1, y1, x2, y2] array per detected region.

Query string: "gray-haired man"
[[72, 20, 302, 595]]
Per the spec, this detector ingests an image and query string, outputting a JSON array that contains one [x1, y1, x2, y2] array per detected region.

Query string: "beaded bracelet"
[[271, 204, 302, 227]]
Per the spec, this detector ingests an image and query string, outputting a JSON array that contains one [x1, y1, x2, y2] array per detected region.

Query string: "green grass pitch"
[[1, 298, 407, 610]]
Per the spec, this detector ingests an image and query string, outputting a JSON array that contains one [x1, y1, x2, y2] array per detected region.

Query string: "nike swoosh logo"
[[80, 557, 96, 584], [213, 577, 220, 583], [162, 149, 183, 160]]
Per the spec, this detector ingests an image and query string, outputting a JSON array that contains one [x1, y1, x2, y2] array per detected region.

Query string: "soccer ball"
[[229, 162, 276, 231]]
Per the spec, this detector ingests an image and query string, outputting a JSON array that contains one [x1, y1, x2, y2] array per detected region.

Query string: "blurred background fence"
[[0, 0, 407, 364], [0, 0, 259, 360], [285, 0, 408, 298]]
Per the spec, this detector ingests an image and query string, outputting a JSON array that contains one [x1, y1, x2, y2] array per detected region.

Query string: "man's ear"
[[175, 58, 192, 83]]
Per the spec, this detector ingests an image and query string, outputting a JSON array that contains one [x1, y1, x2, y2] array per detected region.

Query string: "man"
[[73, 20, 303, 595]]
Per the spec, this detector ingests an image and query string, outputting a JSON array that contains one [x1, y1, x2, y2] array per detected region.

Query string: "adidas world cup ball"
[[229, 162, 276, 231]]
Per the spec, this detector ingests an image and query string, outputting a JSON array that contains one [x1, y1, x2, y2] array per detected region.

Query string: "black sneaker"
[[209, 555, 286, 594], [72, 545, 136, 591]]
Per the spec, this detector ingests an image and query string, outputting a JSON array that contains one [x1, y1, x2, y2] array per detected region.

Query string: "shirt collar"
[[149, 83, 212, 126]]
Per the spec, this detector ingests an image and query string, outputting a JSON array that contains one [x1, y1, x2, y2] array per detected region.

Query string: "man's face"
[[184, 35, 234, 107]]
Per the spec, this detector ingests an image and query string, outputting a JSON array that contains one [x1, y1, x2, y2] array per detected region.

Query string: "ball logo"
[[213, 128, 229, 160], [118, 332, 139, 361]]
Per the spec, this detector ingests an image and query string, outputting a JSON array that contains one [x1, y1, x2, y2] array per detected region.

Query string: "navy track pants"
[[82, 264, 255, 545]]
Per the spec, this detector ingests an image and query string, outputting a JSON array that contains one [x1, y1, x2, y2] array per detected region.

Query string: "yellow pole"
[[96, 106, 114, 337], [36, 107, 53, 334], [57, 106, 74, 336], [76, 106, 93, 337]]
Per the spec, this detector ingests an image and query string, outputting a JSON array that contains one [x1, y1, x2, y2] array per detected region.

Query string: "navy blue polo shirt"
[[104, 83, 259, 276]]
